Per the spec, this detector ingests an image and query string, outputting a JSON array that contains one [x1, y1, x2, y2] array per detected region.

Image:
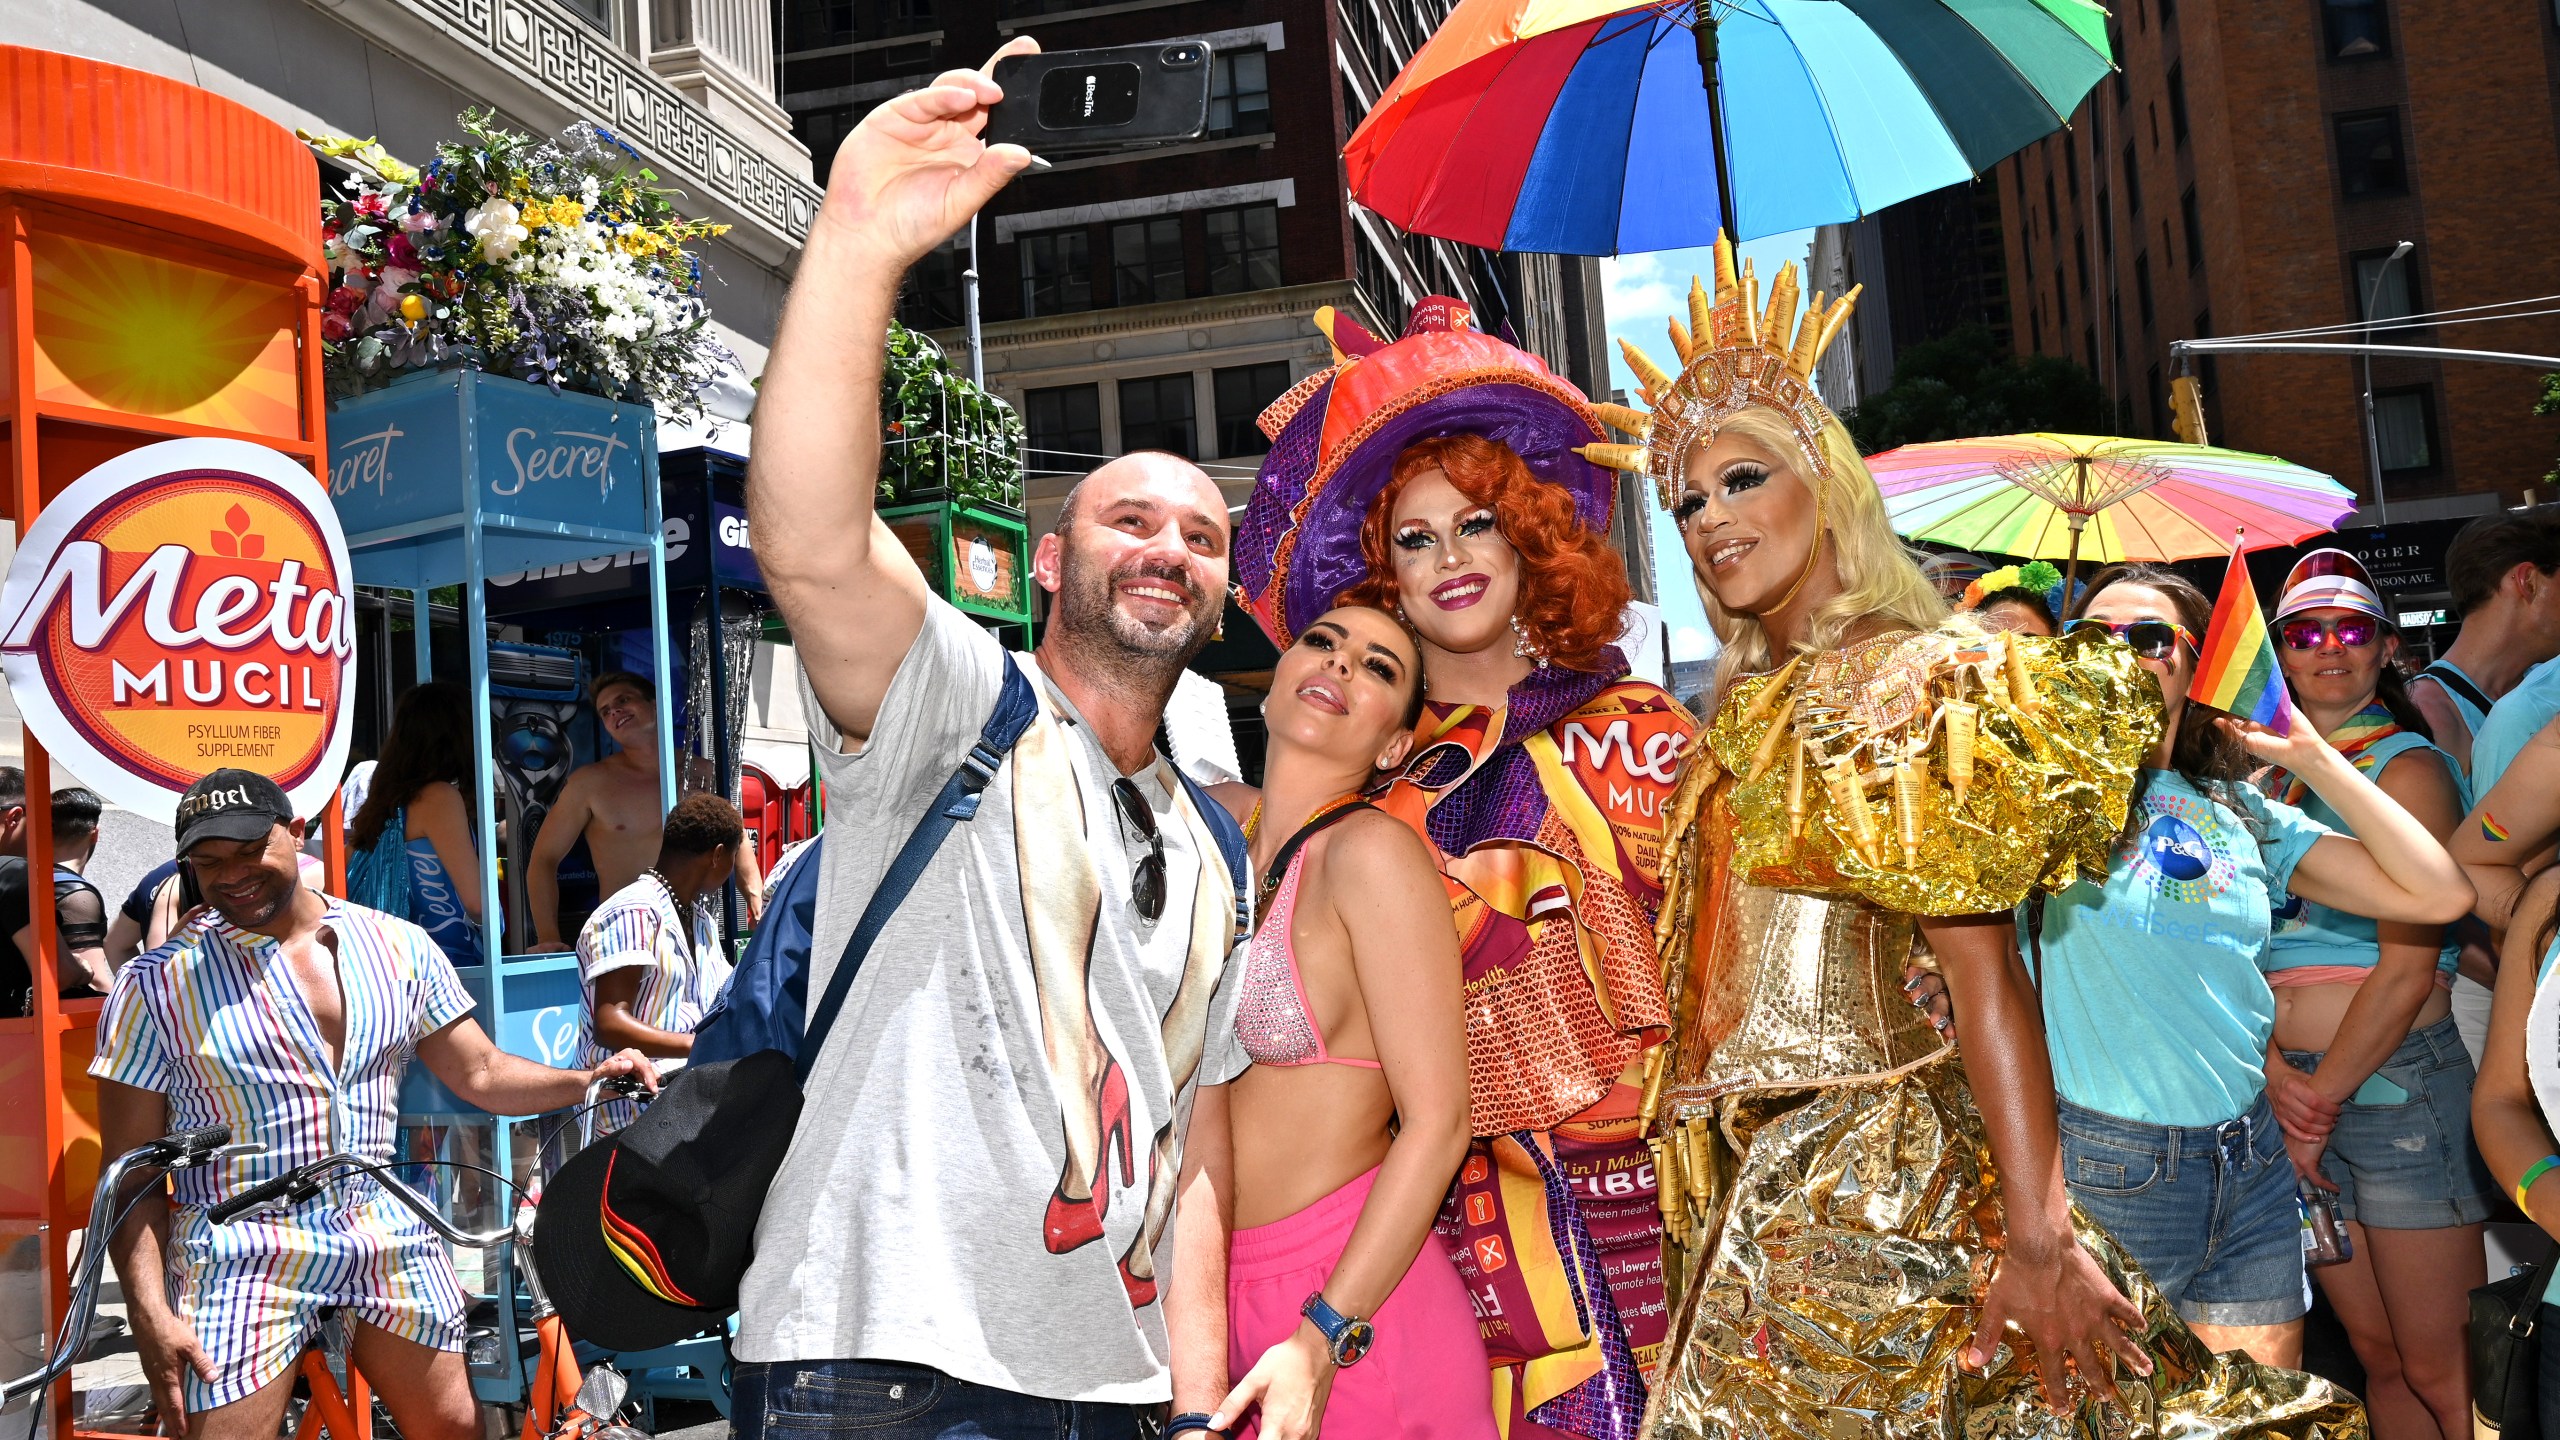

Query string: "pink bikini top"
[[1235, 848, 1381, 1070]]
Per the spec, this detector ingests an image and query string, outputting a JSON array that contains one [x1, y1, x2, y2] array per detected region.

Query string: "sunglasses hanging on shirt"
[[1111, 777, 1167, 923]]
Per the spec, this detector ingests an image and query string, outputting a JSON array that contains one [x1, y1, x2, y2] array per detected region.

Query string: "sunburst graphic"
[[31, 232, 302, 436]]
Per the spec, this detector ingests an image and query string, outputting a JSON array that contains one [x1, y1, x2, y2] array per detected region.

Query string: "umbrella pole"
[[2065, 513, 2087, 592], [1693, 12, 1739, 240]]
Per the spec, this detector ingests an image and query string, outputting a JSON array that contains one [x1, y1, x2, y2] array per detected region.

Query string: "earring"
[[1511, 614, 1549, 670]]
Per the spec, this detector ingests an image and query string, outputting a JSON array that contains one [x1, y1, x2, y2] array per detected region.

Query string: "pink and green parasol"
[[1869, 433, 2357, 582]]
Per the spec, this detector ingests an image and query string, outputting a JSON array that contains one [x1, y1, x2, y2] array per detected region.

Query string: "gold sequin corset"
[[1660, 801, 1944, 1104]]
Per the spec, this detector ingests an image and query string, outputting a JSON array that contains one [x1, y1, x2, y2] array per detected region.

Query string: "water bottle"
[[2299, 1187, 2352, 1268]]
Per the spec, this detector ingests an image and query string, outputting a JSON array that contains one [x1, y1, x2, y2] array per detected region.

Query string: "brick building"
[[777, 0, 1629, 555], [1991, 0, 2560, 521]]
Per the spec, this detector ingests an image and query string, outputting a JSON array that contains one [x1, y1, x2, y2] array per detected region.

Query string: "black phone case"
[[985, 43, 1215, 155]]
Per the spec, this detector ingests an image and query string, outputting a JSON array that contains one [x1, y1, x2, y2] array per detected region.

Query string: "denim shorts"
[[732, 1358, 1162, 1440], [2057, 1093, 2307, 1328], [2279, 1014, 2496, 1229]]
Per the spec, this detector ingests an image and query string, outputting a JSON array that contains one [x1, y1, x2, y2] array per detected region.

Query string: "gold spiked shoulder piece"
[[1703, 622, 2162, 917], [1575, 231, 1861, 511]]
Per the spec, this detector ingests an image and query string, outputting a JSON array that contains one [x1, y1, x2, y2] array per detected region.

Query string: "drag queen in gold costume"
[[1574, 239, 2367, 1439]]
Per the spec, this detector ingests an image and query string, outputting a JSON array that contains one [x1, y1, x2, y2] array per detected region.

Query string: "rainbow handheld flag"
[[2193, 541, 2293, 735]]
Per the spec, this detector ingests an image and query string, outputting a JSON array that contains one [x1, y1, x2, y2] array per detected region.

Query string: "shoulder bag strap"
[[1174, 768, 1253, 941], [795, 660, 1041, 1084], [1253, 801, 1378, 922], [2419, 661, 2494, 716]]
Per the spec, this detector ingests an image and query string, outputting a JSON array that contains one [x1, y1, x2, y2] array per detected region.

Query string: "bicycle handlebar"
[[1, 1125, 251, 1403], [206, 1153, 516, 1249]]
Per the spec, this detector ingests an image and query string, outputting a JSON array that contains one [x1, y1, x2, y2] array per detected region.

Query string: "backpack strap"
[[795, 660, 1040, 1084], [2418, 661, 2493, 717], [1174, 769, 1253, 941]]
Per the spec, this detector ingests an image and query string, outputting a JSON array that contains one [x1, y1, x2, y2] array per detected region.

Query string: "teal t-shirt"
[[2265, 732, 2465, 976], [2032, 769, 2332, 1127], [2471, 653, 2560, 796]]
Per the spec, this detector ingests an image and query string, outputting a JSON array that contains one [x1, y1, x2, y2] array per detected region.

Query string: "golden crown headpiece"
[[1577, 233, 1861, 511]]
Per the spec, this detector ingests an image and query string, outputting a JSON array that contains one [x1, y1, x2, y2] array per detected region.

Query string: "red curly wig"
[[1343, 435, 1631, 672]]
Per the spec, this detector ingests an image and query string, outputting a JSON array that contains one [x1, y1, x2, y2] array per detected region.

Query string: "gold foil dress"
[[1638, 623, 2367, 1440]]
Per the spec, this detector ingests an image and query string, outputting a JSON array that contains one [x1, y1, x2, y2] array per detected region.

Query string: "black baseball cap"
[[174, 769, 297, 856], [533, 1052, 802, 1351]]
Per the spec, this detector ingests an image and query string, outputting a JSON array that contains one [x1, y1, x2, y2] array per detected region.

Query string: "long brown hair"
[[350, 681, 475, 852], [2069, 564, 2257, 825]]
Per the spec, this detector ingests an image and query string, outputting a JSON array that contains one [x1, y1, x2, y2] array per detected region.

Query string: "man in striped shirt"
[[92, 769, 657, 1440], [573, 794, 743, 1134]]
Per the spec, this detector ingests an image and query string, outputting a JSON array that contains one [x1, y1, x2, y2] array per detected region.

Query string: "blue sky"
[[1598, 230, 1814, 665]]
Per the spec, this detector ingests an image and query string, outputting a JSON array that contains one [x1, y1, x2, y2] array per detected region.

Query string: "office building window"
[[2167, 64, 2190, 144], [2334, 111, 2408, 197], [1024, 385, 1102, 475], [2135, 252, 2154, 330], [2182, 187, 2204, 270], [2355, 249, 2417, 322], [558, 0, 610, 32], [2030, 304, 2042, 352], [796, 106, 858, 186], [2160, 0, 2175, 22], [1112, 218, 1185, 306], [2075, 230, 2090, 296], [1209, 50, 1272, 137], [2045, 174, 2059, 235], [2375, 386, 2436, 472], [2053, 266, 2068, 329], [1214, 362, 1293, 458], [2322, 0, 2389, 59], [2147, 364, 2165, 439], [898, 240, 966, 330], [2122, 142, 2142, 214], [1119, 375, 1198, 458], [1019, 228, 1093, 317], [1206, 204, 1283, 294], [2063, 139, 2078, 196], [1356, 227, 1407, 326], [2110, 293, 2124, 361]]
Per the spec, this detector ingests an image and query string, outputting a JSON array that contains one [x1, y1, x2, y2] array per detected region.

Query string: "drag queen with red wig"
[[1235, 299, 1692, 1440]]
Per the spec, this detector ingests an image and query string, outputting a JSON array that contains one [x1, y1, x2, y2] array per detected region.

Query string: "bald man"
[[737, 39, 1250, 1439]]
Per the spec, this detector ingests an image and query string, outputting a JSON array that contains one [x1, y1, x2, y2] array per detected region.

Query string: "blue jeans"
[[2279, 1014, 2496, 1228], [732, 1359, 1164, 1440], [2057, 1093, 2307, 1327]]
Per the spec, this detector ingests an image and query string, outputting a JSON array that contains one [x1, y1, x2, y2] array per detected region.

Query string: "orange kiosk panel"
[[0, 45, 327, 1437]]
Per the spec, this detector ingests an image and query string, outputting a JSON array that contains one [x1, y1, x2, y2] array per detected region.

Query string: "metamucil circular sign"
[[0, 438, 356, 825]]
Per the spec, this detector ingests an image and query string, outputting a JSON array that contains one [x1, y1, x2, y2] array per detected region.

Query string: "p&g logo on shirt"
[[2142, 814, 2211, 881]]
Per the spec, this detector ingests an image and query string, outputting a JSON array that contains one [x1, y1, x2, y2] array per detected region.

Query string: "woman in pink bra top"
[[1165, 603, 1491, 1440]]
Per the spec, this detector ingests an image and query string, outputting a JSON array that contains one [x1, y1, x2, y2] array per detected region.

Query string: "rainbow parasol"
[[1870, 433, 2357, 583], [1344, 0, 2115, 251]]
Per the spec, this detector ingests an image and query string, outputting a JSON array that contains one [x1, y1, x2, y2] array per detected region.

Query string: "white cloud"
[[1670, 625, 1714, 662]]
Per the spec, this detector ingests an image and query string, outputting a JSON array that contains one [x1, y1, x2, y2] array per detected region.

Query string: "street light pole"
[[964, 215, 985, 387], [2360, 239, 2414, 524]]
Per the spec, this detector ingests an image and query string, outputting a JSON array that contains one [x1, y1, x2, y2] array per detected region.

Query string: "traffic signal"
[[2170, 375, 2210, 446]]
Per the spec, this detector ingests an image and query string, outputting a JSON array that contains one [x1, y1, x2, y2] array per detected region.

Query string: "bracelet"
[[2518, 1155, 2560, 1213], [1165, 1414, 1222, 1437]]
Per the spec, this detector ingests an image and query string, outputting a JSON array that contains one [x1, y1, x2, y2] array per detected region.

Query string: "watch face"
[[1335, 1319, 1376, 1367]]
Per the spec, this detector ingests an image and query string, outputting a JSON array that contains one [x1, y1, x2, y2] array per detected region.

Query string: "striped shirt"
[[573, 873, 728, 1074], [90, 898, 474, 1209]]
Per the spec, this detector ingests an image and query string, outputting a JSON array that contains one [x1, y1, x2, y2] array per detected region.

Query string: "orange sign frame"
[[0, 45, 338, 1438]]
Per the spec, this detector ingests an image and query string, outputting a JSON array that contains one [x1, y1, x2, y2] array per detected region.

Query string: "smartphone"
[[985, 43, 1215, 157]]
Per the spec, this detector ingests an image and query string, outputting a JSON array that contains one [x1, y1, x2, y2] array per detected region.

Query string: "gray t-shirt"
[[734, 601, 1247, 1401]]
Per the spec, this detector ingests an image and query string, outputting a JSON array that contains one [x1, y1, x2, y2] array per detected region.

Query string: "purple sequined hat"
[[1234, 298, 1612, 647]]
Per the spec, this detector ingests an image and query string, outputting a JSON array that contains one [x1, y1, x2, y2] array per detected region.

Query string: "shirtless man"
[[526, 671, 762, 952]]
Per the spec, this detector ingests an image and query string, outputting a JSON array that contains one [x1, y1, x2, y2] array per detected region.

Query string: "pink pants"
[[1227, 1166, 1498, 1440]]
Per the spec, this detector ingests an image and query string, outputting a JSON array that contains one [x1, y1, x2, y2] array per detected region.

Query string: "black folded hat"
[[533, 1052, 803, 1352]]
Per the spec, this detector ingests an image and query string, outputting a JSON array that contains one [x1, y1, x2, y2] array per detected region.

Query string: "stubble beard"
[[1054, 550, 1217, 692]]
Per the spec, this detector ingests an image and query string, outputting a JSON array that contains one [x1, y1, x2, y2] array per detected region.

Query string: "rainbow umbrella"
[[1870, 434, 2357, 585], [1345, 0, 2114, 252]]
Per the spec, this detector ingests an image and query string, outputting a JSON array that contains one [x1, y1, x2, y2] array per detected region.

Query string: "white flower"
[[464, 200, 529, 262]]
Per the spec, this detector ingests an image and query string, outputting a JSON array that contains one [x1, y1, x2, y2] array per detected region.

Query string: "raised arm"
[[1214, 816, 1471, 1439], [2241, 708, 2473, 927], [2451, 716, 2560, 936], [747, 41, 1035, 748], [1924, 911, 2151, 1411]]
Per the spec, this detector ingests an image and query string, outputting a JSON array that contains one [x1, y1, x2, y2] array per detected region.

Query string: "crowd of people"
[[58, 38, 2560, 1440]]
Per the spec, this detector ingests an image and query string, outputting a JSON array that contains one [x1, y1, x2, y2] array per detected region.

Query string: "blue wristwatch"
[[1300, 1292, 1375, 1367]]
